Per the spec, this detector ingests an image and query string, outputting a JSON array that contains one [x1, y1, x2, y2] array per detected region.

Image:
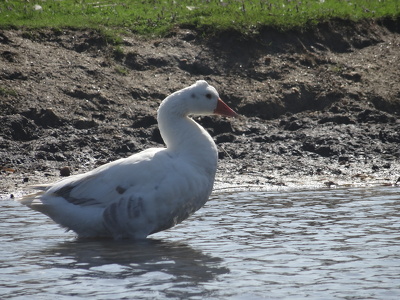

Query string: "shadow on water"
[[39, 238, 229, 282]]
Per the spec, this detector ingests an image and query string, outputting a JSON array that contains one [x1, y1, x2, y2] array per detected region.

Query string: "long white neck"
[[157, 100, 218, 175]]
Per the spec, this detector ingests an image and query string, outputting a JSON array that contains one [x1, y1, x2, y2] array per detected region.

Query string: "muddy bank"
[[1, 19, 400, 197]]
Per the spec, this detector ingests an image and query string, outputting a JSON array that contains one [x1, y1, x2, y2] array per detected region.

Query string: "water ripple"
[[1, 186, 399, 299]]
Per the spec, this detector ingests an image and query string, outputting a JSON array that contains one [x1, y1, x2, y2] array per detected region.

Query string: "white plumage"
[[19, 80, 237, 239]]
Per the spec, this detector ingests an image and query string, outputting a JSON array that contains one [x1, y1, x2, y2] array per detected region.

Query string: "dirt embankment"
[[1, 19, 400, 196]]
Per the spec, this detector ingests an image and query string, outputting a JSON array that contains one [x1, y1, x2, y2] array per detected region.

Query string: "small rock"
[[60, 167, 71, 177], [33, 5, 43, 11]]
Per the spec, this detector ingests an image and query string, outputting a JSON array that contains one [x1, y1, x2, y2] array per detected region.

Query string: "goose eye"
[[206, 93, 212, 99]]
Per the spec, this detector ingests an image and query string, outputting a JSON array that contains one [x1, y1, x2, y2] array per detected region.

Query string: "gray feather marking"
[[52, 180, 101, 207]]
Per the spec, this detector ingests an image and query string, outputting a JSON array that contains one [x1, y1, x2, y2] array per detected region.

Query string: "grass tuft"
[[0, 86, 17, 97]]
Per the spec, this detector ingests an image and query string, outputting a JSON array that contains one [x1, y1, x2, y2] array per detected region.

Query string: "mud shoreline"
[[1, 19, 400, 198]]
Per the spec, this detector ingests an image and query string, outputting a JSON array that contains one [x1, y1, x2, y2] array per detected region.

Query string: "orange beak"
[[214, 98, 238, 117]]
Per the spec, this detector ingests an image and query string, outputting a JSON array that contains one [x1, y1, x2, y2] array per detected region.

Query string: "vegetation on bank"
[[0, 0, 399, 36]]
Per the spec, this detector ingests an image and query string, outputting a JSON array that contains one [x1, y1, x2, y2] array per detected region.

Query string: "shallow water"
[[1, 186, 399, 299]]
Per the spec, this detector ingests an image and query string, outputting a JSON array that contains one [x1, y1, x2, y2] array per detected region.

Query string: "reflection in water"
[[0, 202, 228, 299], [1, 186, 400, 299], [43, 238, 228, 283]]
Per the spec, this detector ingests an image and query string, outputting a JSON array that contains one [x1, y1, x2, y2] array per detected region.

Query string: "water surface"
[[1, 187, 399, 299]]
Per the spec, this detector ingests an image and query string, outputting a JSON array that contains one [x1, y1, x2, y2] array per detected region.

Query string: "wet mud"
[[1, 19, 400, 197]]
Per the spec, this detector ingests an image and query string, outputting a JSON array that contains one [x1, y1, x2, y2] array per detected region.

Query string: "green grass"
[[0, 0, 399, 36], [0, 86, 17, 97]]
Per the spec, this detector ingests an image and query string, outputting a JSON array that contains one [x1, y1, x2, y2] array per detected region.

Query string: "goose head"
[[158, 80, 238, 118], [185, 80, 238, 117]]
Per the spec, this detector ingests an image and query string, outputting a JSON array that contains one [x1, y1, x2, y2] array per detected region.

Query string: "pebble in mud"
[[59, 166, 71, 177]]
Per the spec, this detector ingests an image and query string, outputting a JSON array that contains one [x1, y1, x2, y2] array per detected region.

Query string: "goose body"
[[19, 80, 237, 239]]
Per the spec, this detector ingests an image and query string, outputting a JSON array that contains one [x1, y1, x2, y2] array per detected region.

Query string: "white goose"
[[19, 80, 237, 239]]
